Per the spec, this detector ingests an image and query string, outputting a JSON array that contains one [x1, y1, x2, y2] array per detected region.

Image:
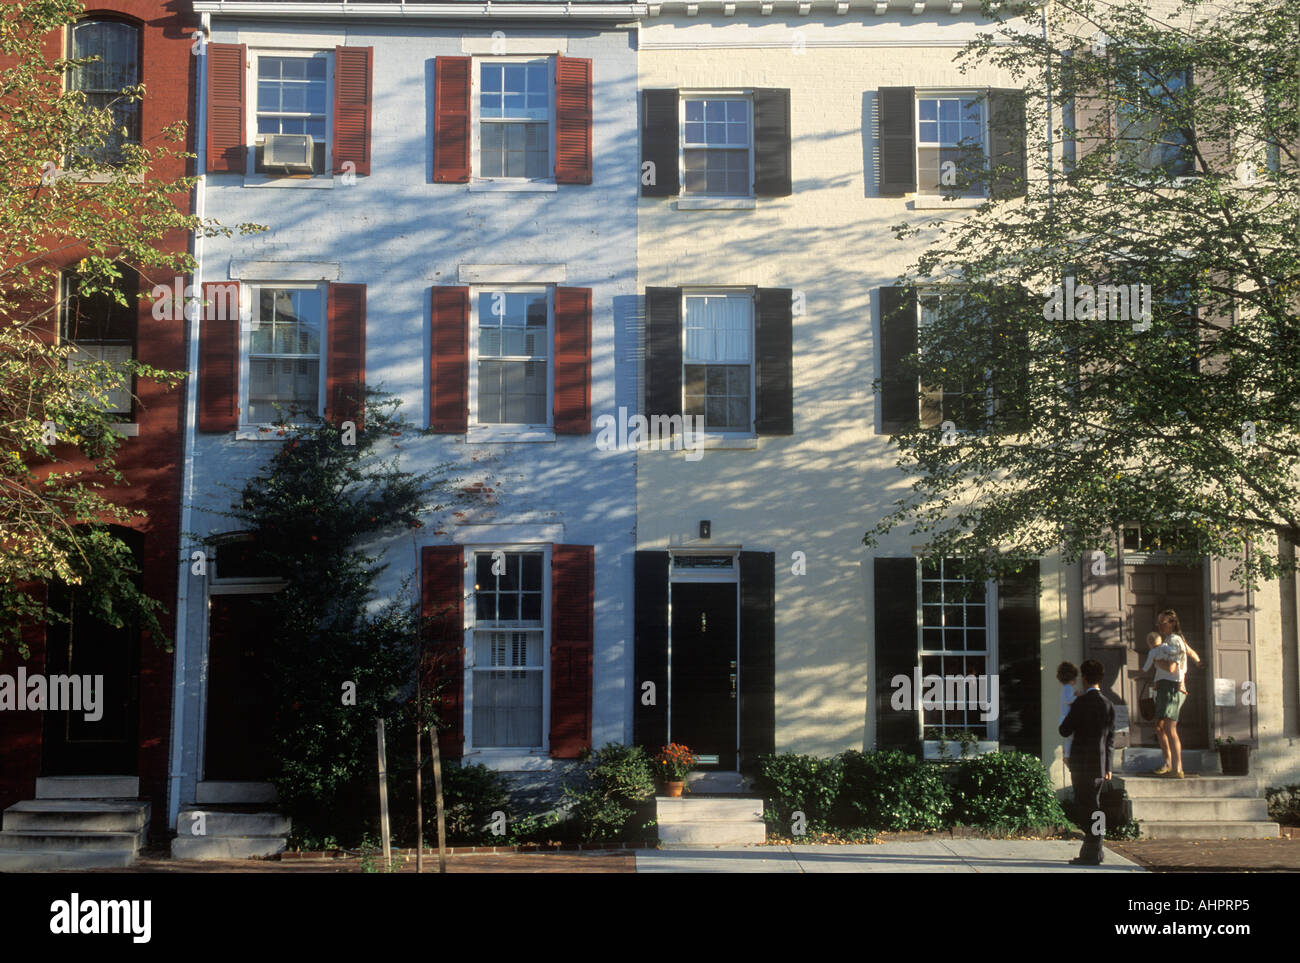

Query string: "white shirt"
[[1142, 635, 1186, 684], [1059, 683, 1076, 755]]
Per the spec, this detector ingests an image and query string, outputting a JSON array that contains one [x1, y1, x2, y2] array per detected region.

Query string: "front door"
[[204, 594, 276, 781], [1124, 562, 1208, 749], [670, 583, 737, 770]]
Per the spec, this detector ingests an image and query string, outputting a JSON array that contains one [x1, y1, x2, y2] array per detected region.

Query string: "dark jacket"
[[1059, 687, 1115, 776]]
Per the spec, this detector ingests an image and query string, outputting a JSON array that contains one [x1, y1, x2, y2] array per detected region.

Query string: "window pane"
[[685, 100, 703, 122], [473, 665, 542, 747], [522, 553, 542, 590]]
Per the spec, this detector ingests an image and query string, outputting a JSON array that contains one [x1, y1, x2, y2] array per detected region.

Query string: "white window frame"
[[467, 284, 555, 442], [470, 56, 556, 189], [916, 286, 994, 433], [244, 48, 334, 183], [1113, 64, 1196, 183], [915, 90, 988, 199], [239, 282, 327, 431], [681, 287, 756, 439], [463, 544, 551, 766], [678, 91, 754, 200], [57, 269, 137, 421]]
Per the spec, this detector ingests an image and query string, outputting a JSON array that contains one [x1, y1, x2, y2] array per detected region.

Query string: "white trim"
[[463, 751, 554, 771], [676, 197, 756, 210], [678, 92, 754, 201], [467, 284, 555, 433], [241, 175, 337, 189], [244, 47, 334, 183], [462, 37, 568, 56], [680, 287, 757, 439], [450, 523, 565, 544], [913, 196, 986, 209], [195, 3, 645, 20], [467, 181, 559, 192], [239, 282, 327, 430], [466, 425, 557, 443], [914, 89, 989, 201], [230, 261, 341, 282], [458, 263, 566, 284], [471, 55, 557, 186]]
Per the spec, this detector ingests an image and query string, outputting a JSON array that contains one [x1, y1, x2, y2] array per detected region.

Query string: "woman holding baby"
[[1141, 609, 1203, 777]]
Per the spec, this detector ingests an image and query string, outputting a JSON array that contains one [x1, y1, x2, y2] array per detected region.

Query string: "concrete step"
[[195, 781, 278, 805], [1130, 797, 1270, 823], [3, 800, 150, 833], [170, 835, 287, 860], [177, 810, 291, 837], [685, 771, 753, 794], [657, 820, 767, 847], [1139, 820, 1280, 841], [1116, 775, 1260, 798], [655, 797, 764, 823], [35, 775, 139, 799], [1119, 749, 1218, 773], [0, 828, 144, 853], [0, 848, 137, 871]]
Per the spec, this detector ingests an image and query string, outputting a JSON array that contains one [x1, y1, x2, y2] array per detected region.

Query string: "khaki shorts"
[[1154, 680, 1184, 720]]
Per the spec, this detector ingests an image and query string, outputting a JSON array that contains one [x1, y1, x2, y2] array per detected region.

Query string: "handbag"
[[1137, 678, 1156, 721]]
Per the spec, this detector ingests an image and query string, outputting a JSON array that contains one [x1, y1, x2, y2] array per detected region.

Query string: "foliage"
[[211, 393, 452, 844], [752, 752, 844, 834], [838, 749, 950, 831], [1265, 784, 1300, 826], [440, 764, 510, 844], [865, 0, 1300, 587], [1106, 818, 1143, 841], [653, 743, 699, 782], [562, 743, 657, 843], [0, 0, 262, 651], [949, 751, 1069, 832]]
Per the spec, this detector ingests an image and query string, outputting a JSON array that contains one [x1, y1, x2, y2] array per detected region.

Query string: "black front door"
[[670, 583, 737, 770], [204, 594, 276, 781]]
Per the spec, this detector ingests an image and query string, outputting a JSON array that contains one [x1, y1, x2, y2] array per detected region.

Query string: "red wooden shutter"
[[333, 46, 373, 176], [198, 281, 240, 432], [422, 546, 465, 761], [206, 44, 246, 173], [430, 286, 469, 432], [327, 283, 366, 427], [433, 56, 471, 183], [553, 287, 592, 434], [554, 56, 593, 185], [550, 544, 594, 758]]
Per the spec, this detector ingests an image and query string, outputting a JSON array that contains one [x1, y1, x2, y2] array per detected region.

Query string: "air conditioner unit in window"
[[262, 133, 314, 173]]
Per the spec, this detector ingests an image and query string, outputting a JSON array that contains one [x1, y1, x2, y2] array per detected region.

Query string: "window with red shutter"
[[422, 546, 465, 761], [550, 544, 594, 758], [553, 287, 592, 434], [333, 46, 373, 176], [554, 56, 593, 184], [430, 286, 469, 432], [326, 283, 366, 427], [434, 56, 472, 182], [198, 281, 241, 432], [206, 44, 246, 174]]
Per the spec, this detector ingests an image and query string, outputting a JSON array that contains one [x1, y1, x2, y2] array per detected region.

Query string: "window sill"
[[695, 433, 758, 450], [110, 422, 139, 437], [241, 174, 335, 189], [468, 180, 558, 193], [912, 195, 987, 209], [462, 751, 553, 773], [676, 197, 756, 210], [65, 171, 145, 185], [466, 426, 556, 444], [923, 740, 999, 761], [235, 426, 308, 441]]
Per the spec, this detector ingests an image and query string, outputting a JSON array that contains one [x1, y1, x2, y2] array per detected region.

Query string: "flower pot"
[[1218, 744, 1250, 776], [663, 780, 684, 798]]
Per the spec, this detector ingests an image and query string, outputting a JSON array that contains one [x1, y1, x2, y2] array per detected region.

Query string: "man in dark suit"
[[1059, 659, 1115, 865]]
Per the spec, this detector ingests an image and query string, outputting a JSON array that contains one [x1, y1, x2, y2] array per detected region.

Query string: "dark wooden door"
[[1124, 563, 1207, 748], [670, 583, 737, 770], [204, 594, 276, 780]]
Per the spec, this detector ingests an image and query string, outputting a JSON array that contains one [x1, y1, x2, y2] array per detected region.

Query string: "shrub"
[[439, 763, 509, 843], [1266, 784, 1300, 826], [752, 753, 843, 834], [838, 749, 949, 831], [563, 743, 657, 842], [949, 751, 1068, 832]]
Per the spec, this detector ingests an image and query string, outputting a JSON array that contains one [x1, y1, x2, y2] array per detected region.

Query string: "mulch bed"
[[1106, 832, 1300, 872]]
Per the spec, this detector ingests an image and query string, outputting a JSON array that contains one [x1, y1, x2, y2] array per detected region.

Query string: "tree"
[[0, 0, 260, 651], [865, 0, 1299, 584]]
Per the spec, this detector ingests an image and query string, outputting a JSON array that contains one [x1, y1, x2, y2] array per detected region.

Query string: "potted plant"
[[653, 743, 698, 797], [1215, 737, 1251, 776]]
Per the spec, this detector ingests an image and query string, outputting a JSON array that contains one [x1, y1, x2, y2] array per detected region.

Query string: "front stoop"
[[656, 796, 766, 848], [1114, 773, 1280, 840], [0, 777, 150, 871], [171, 783, 290, 860]]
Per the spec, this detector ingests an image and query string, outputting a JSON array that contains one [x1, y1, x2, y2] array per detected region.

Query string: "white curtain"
[[684, 295, 751, 363]]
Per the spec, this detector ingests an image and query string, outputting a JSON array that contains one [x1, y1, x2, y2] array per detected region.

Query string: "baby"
[[1143, 630, 1186, 694]]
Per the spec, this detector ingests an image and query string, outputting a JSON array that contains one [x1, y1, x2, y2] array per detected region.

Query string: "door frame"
[[667, 548, 741, 769]]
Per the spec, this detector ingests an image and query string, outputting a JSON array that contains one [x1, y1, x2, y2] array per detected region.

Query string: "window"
[[67, 18, 141, 165], [1116, 68, 1194, 177], [478, 60, 552, 180], [919, 558, 993, 740], [470, 550, 546, 749], [254, 53, 329, 174], [471, 289, 552, 427], [916, 94, 985, 196], [683, 291, 753, 433], [918, 290, 988, 430], [245, 286, 324, 425], [60, 270, 137, 417], [682, 97, 751, 196]]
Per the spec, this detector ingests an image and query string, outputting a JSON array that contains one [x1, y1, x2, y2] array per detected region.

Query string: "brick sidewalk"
[[1107, 832, 1300, 872], [80, 850, 636, 873]]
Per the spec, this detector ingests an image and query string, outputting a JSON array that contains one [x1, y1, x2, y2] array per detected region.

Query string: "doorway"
[[670, 582, 738, 771], [203, 593, 276, 781]]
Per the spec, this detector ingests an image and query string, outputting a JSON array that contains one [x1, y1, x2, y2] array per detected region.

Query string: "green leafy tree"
[[866, 0, 1298, 584], [0, 0, 261, 651]]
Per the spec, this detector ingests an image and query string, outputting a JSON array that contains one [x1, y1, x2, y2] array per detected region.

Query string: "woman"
[[1142, 609, 1202, 777]]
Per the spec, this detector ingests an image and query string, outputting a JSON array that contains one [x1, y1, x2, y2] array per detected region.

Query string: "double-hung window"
[[67, 18, 141, 165], [471, 289, 552, 428], [244, 286, 324, 425], [916, 93, 985, 197], [60, 270, 137, 418], [919, 557, 994, 741], [683, 291, 754, 434], [682, 97, 752, 196], [478, 60, 553, 180], [253, 53, 330, 175], [469, 549, 547, 751], [1115, 68, 1194, 178], [918, 290, 988, 430]]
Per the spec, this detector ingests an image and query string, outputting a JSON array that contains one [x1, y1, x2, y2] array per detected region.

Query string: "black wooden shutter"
[[988, 88, 1027, 198], [879, 286, 918, 431], [739, 551, 776, 771], [644, 287, 683, 423], [755, 288, 794, 435], [874, 557, 920, 753], [642, 89, 680, 197], [753, 89, 792, 196], [634, 551, 670, 750], [878, 86, 916, 195], [997, 561, 1041, 756]]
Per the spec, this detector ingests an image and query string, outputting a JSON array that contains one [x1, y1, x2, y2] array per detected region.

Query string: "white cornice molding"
[[193, 2, 646, 19]]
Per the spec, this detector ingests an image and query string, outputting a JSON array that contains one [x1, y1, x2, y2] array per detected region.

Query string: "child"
[[1057, 662, 1079, 765], [1143, 631, 1184, 692]]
